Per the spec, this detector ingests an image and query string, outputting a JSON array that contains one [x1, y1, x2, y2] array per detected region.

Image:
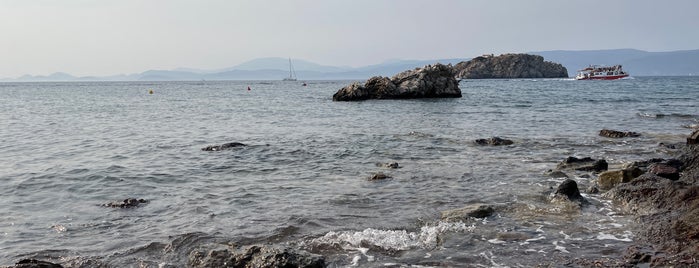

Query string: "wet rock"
[[597, 167, 644, 190], [11, 259, 63, 268], [452, 53, 568, 79], [474, 137, 513, 146], [553, 179, 588, 205], [333, 63, 461, 101], [555, 156, 608, 172], [377, 162, 400, 169], [102, 198, 148, 208], [598, 129, 641, 138], [441, 204, 495, 220], [688, 129, 699, 145], [648, 163, 680, 180], [188, 245, 325, 268], [202, 142, 246, 151], [544, 170, 569, 178], [368, 172, 391, 181]]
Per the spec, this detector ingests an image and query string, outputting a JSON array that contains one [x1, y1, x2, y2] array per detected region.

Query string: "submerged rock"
[[368, 172, 391, 181], [441, 204, 495, 220], [188, 245, 325, 268], [332, 63, 461, 101], [474, 137, 513, 146], [202, 142, 246, 151], [599, 129, 641, 138], [452, 53, 568, 79], [544, 170, 569, 178], [555, 156, 608, 172], [102, 198, 148, 208]]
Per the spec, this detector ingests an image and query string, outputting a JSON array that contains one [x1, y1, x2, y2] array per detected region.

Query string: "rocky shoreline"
[[566, 130, 699, 266]]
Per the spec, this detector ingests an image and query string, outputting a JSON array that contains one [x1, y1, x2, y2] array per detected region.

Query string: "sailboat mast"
[[288, 58, 293, 79]]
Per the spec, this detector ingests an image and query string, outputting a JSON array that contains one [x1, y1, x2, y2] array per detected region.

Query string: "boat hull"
[[575, 74, 629, 80]]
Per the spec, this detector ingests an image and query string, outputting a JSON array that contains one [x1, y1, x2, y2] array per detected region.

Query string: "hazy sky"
[[1, 0, 698, 78]]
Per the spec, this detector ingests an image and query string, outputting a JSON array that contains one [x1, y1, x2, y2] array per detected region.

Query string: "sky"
[[1, 0, 698, 78]]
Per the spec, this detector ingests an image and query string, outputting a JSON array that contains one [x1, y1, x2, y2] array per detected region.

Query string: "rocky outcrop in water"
[[368, 172, 391, 181], [474, 137, 513, 146], [452, 54, 568, 79], [555, 156, 608, 172], [552, 179, 588, 205], [189, 245, 325, 268], [202, 142, 246, 151], [102, 198, 148, 208], [332, 63, 461, 101], [599, 129, 641, 138], [441, 204, 495, 221]]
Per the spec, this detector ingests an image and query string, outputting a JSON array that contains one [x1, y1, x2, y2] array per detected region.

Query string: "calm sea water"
[[1, 77, 698, 267]]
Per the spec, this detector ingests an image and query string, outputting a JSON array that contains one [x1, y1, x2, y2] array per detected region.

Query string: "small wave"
[[305, 221, 475, 252], [596, 231, 633, 242]]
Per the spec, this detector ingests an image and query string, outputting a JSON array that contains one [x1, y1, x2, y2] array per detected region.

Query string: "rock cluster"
[[598, 141, 699, 265], [332, 63, 461, 101], [452, 54, 568, 79], [188, 245, 325, 268]]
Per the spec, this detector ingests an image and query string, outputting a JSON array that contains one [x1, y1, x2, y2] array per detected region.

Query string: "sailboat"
[[282, 58, 298, 81]]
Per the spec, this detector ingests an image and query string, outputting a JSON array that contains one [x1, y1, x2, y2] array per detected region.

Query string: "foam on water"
[[306, 220, 476, 252]]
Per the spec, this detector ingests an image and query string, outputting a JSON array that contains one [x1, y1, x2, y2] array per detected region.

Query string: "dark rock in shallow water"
[[441, 204, 495, 220], [188, 245, 325, 268], [102, 198, 148, 208], [554, 179, 588, 205], [377, 162, 400, 169], [599, 129, 641, 138], [452, 53, 568, 79], [555, 156, 608, 172], [368, 172, 391, 181], [12, 259, 63, 268], [202, 142, 246, 151], [474, 137, 513, 146], [333, 63, 461, 101]]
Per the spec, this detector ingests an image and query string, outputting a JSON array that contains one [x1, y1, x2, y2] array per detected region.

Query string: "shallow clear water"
[[1, 77, 698, 266]]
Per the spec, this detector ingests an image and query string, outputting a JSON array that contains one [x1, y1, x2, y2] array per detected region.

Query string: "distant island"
[[2, 49, 699, 82], [453, 53, 567, 79]]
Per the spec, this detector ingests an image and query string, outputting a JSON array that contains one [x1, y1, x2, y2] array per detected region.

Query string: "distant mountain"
[[531, 49, 699, 76], [3, 49, 698, 81]]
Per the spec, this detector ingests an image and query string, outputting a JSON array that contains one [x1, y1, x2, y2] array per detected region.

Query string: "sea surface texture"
[[1, 77, 698, 267]]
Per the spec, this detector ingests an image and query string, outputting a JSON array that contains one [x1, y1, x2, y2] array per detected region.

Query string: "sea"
[[1, 77, 698, 267]]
